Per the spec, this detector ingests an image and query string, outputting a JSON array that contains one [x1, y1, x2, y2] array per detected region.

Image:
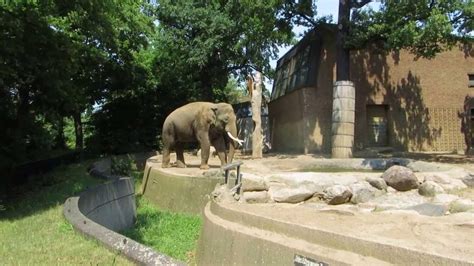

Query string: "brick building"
[[269, 25, 474, 154]]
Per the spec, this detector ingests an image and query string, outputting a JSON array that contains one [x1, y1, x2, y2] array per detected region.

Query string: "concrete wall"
[[78, 178, 136, 232], [141, 160, 222, 214], [269, 26, 474, 153], [64, 154, 182, 265]]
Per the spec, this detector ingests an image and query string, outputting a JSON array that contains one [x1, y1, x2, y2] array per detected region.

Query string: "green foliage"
[[151, 0, 295, 102], [111, 155, 136, 176], [122, 197, 202, 262]]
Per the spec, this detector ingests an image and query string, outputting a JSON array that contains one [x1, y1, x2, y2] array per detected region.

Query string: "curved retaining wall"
[[141, 158, 222, 215], [64, 155, 183, 265], [196, 201, 474, 266]]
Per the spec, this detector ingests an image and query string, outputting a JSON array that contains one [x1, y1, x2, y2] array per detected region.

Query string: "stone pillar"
[[331, 81, 355, 158]]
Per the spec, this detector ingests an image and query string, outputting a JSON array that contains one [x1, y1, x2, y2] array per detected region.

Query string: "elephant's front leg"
[[197, 132, 211, 170], [212, 137, 227, 166]]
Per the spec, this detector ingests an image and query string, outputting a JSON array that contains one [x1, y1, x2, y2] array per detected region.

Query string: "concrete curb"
[[63, 154, 184, 266]]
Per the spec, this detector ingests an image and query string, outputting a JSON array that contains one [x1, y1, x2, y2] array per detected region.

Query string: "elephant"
[[161, 102, 243, 170]]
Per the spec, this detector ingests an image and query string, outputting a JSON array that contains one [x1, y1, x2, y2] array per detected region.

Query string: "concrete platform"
[[197, 200, 474, 265], [141, 156, 225, 214]]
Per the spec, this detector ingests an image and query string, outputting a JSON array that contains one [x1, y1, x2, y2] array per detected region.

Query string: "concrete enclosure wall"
[[78, 178, 136, 232], [141, 158, 222, 214]]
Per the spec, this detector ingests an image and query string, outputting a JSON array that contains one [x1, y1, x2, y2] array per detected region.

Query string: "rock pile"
[[221, 164, 474, 217]]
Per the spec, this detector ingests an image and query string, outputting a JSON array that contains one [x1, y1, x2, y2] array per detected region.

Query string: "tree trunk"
[[336, 0, 351, 81], [251, 72, 263, 158], [72, 111, 83, 150], [331, 0, 355, 158], [54, 117, 66, 149]]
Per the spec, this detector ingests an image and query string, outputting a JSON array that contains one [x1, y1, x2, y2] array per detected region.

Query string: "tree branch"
[[351, 0, 371, 9]]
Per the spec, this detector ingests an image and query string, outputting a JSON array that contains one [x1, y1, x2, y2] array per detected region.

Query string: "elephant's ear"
[[207, 106, 218, 125]]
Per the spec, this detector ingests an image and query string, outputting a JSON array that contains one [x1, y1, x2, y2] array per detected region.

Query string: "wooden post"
[[251, 72, 263, 158]]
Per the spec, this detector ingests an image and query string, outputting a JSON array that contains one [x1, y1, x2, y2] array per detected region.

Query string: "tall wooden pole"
[[251, 72, 263, 158]]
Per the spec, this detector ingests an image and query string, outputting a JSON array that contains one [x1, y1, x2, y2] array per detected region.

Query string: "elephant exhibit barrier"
[[222, 161, 244, 194], [63, 155, 183, 265]]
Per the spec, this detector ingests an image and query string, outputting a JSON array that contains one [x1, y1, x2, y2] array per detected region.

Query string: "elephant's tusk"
[[227, 131, 244, 146]]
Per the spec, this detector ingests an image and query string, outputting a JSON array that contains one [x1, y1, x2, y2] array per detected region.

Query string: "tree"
[[283, 0, 473, 80], [152, 0, 295, 104]]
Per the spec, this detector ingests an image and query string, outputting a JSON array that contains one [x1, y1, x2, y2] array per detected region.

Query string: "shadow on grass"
[[0, 161, 101, 221]]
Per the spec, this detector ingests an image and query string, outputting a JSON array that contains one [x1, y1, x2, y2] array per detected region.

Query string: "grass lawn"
[[122, 196, 202, 263], [0, 160, 203, 265], [0, 162, 132, 265]]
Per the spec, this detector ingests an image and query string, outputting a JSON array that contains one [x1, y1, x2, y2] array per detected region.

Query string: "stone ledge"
[[197, 200, 474, 265]]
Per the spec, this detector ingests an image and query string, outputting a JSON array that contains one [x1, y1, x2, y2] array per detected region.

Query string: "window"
[[469, 74, 474, 87], [271, 44, 312, 100]]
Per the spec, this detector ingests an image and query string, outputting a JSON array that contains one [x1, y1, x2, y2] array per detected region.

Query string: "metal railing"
[[221, 161, 243, 194]]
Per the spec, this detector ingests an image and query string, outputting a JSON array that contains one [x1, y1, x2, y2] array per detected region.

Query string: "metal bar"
[[221, 161, 243, 171]]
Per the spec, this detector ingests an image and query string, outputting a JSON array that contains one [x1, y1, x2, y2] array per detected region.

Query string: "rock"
[[405, 203, 448, 216], [241, 173, 267, 192], [449, 199, 474, 213], [211, 184, 237, 203], [265, 172, 360, 195], [366, 176, 387, 190], [387, 187, 397, 193], [423, 173, 467, 191], [462, 174, 474, 187], [382, 165, 419, 191], [269, 185, 315, 203], [432, 193, 459, 204], [323, 185, 352, 205], [350, 182, 379, 204], [370, 190, 427, 211], [242, 191, 270, 203], [418, 181, 445, 197]]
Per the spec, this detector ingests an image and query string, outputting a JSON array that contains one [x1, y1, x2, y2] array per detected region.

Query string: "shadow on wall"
[[352, 49, 440, 151], [460, 42, 474, 58]]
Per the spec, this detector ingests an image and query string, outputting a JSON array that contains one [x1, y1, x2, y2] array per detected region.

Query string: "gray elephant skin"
[[161, 102, 240, 169]]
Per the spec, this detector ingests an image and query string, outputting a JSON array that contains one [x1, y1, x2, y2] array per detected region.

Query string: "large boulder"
[[349, 181, 379, 204], [418, 181, 445, 197], [449, 199, 474, 213], [242, 191, 270, 204], [269, 185, 315, 203], [382, 165, 419, 191], [241, 173, 267, 192], [323, 185, 352, 205], [423, 173, 467, 191], [366, 176, 388, 190]]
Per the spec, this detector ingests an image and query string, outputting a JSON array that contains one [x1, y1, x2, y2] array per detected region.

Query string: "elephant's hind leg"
[[175, 143, 186, 168]]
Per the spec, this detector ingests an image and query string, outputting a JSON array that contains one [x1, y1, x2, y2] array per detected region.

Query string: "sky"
[[265, 0, 382, 90]]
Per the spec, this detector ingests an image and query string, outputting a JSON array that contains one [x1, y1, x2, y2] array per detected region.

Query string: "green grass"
[[123, 195, 203, 263], [0, 162, 132, 265], [0, 161, 203, 265]]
